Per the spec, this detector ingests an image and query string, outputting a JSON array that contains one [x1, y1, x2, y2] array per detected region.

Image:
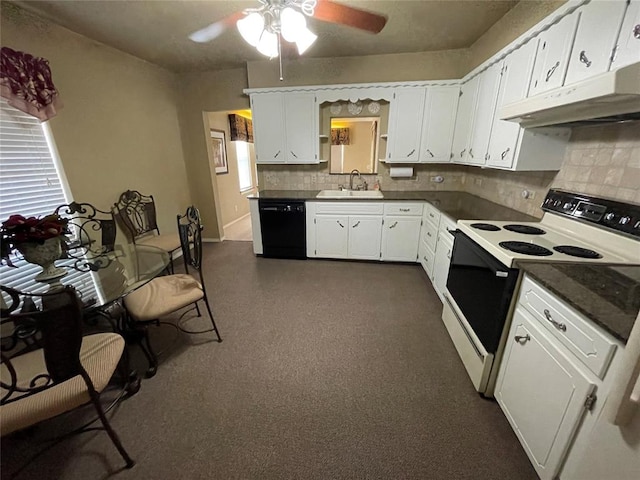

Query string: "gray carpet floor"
[[1, 242, 537, 479]]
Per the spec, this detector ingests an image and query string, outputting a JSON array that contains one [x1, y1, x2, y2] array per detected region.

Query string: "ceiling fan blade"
[[313, 0, 387, 34], [189, 11, 244, 43]]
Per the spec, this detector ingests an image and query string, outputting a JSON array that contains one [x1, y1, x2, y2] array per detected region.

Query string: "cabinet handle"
[[545, 61, 560, 82], [400, 208, 410, 212], [501, 147, 511, 160], [352, 221, 360, 228], [544, 309, 567, 331], [469, 148, 474, 159], [579, 50, 592, 68], [447, 249, 451, 260], [427, 231, 432, 237], [426, 149, 434, 157], [634, 24, 640, 39], [514, 334, 531, 344], [460, 148, 466, 158], [389, 221, 398, 229], [337, 220, 344, 228], [429, 213, 435, 219], [484, 152, 490, 161], [290, 150, 298, 158], [274, 150, 281, 158], [407, 149, 416, 157]]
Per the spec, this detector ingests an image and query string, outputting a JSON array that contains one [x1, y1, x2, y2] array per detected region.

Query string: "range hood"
[[500, 62, 640, 128]]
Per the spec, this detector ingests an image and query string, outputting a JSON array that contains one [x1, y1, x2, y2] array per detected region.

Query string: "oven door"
[[446, 231, 519, 354]]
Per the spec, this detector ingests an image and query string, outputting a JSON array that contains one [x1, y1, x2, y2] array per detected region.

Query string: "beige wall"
[[1, 3, 191, 234], [467, 0, 567, 72], [176, 69, 249, 239], [206, 112, 257, 228], [247, 50, 469, 88]]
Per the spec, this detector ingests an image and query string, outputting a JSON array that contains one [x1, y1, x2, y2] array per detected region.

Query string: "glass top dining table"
[[0, 243, 171, 310]]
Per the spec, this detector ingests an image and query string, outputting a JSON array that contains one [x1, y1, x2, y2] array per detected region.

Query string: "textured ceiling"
[[13, 0, 519, 72]]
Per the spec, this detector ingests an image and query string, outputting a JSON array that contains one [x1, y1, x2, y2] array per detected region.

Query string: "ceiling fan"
[[189, 0, 388, 58]]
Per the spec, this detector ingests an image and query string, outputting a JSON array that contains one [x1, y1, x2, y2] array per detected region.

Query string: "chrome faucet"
[[349, 169, 361, 190]]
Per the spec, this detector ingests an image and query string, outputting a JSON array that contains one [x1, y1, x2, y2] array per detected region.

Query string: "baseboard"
[[223, 213, 250, 230], [203, 238, 221, 243]]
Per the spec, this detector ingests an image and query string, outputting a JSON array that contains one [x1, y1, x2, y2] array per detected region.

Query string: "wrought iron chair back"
[[1, 285, 84, 404], [54, 201, 117, 271], [177, 206, 204, 279], [114, 190, 160, 242]]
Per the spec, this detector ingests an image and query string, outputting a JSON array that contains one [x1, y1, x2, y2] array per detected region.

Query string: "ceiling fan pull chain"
[[278, 33, 284, 81]]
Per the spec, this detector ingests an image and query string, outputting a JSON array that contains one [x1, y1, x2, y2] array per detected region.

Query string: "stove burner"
[[499, 241, 553, 256], [470, 223, 501, 231], [503, 224, 546, 235], [553, 245, 603, 259]]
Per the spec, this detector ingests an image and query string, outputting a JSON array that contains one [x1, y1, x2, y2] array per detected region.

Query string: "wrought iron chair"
[[54, 201, 117, 272], [113, 190, 181, 273], [123, 206, 222, 378], [0, 285, 135, 476]]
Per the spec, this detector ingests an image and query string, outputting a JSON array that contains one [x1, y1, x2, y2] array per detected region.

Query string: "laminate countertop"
[[248, 190, 538, 223], [519, 263, 640, 344]]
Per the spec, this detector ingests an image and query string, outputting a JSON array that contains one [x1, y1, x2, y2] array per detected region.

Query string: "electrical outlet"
[[474, 178, 482, 186]]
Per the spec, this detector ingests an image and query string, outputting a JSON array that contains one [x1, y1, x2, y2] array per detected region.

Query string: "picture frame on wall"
[[210, 129, 228, 175]]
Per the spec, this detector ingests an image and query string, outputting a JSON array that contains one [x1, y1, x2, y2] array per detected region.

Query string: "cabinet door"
[[432, 231, 453, 301], [496, 309, 595, 480], [487, 41, 538, 169], [315, 215, 349, 258], [348, 216, 382, 260], [565, 0, 628, 85], [612, 0, 640, 69], [450, 75, 480, 164], [387, 88, 426, 162], [420, 86, 460, 163], [284, 93, 318, 163], [467, 63, 502, 166], [381, 216, 421, 262], [529, 12, 580, 96], [251, 93, 286, 163]]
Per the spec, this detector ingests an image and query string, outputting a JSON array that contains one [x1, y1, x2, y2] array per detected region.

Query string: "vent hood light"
[[500, 62, 640, 128]]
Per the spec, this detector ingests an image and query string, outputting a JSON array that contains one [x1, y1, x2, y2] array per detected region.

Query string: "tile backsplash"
[[257, 121, 640, 218]]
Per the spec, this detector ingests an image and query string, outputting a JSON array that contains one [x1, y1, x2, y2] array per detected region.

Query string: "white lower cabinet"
[[381, 216, 422, 261], [495, 275, 622, 480], [348, 216, 383, 260], [315, 215, 349, 258], [432, 229, 454, 302]]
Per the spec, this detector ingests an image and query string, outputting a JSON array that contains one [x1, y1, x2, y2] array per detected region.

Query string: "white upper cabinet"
[[387, 88, 426, 162], [419, 87, 460, 163], [487, 40, 538, 169], [529, 12, 581, 96], [466, 63, 502, 166], [251, 92, 318, 164], [251, 93, 286, 163], [450, 75, 480, 164], [565, 0, 628, 85], [611, 0, 640, 69]]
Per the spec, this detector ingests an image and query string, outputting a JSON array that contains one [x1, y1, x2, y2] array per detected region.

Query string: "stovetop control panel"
[[542, 189, 640, 239]]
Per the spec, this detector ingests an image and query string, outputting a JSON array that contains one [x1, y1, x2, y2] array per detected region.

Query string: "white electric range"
[[442, 189, 640, 395]]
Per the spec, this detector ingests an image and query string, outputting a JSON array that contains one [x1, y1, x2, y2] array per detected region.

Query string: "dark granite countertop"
[[248, 190, 537, 223], [519, 263, 640, 343]]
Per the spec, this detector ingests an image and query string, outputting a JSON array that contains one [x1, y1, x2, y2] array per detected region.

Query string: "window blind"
[[0, 99, 100, 303]]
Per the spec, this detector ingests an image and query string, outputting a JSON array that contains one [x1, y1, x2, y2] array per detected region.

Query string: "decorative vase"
[[16, 237, 67, 281]]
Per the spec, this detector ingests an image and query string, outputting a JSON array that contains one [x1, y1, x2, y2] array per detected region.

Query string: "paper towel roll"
[[389, 167, 414, 178]]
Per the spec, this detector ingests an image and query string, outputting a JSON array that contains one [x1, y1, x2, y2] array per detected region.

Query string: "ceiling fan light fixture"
[[256, 30, 279, 58], [280, 7, 307, 43], [295, 27, 317, 55], [237, 12, 265, 47]]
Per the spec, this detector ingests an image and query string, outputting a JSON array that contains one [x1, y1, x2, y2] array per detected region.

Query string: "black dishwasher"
[[258, 199, 307, 259]]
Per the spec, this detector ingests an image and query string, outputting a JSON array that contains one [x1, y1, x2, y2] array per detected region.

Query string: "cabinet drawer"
[[421, 220, 438, 251], [518, 276, 617, 379], [423, 202, 441, 225], [384, 202, 424, 216], [439, 214, 457, 235], [315, 202, 384, 215]]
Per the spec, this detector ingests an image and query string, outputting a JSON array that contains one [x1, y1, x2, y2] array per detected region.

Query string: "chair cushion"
[[124, 274, 204, 322], [0, 333, 124, 436], [138, 233, 181, 253]]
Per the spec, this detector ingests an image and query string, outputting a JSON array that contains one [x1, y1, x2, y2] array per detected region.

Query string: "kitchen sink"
[[316, 190, 384, 199]]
